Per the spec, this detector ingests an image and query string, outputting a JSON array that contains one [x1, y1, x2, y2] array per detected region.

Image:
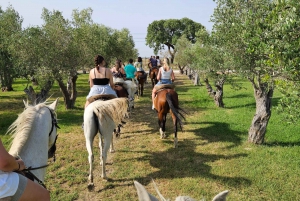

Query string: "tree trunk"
[[1, 68, 13, 91], [57, 74, 78, 109], [193, 73, 200, 86], [167, 45, 175, 64], [204, 78, 215, 97], [177, 64, 185, 74], [248, 83, 273, 144], [214, 78, 225, 108]]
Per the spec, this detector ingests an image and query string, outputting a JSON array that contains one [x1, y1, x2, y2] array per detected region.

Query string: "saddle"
[[88, 94, 116, 103], [154, 84, 176, 98], [154, 84, 175, 91], [137, 72, 147, 79], [113, 77, 125, 86]]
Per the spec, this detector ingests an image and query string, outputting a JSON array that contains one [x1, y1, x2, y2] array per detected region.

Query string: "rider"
[[124, 59, 137, 100], [151, 57, 175, 110], [156, 56, 161, 67], [134, 57, 145, 73], [84, 55, 117, 109], [0, 138, 50, 201], [111, 59, 126, 82], [149, 56, 158, 75]]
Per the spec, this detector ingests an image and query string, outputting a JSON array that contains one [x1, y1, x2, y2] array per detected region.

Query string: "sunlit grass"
[[1, 72, 300, 200]]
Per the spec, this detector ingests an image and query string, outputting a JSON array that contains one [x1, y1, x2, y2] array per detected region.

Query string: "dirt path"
[[75, 72, 192, 200]]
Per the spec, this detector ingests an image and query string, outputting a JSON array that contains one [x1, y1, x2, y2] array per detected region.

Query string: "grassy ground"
[[1, 72, 300, 200]]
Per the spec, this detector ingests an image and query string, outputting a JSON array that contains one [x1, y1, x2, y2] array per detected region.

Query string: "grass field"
[[1, 72, 300, 200]]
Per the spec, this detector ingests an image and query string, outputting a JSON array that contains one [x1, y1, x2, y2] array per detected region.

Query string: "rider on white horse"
[[84, 55, 117, 109], [124, 59, 138, 102]]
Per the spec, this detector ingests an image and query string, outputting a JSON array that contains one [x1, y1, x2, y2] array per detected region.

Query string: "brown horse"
[[136, 71, 147, 97], [148, 63, 159, 88], [153, 86, 186, 148]]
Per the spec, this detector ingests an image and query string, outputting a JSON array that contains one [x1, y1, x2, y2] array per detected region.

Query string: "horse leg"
[[171, 111, 178, 148], [110, 132, 115, 153], [85, 136, 94, 188], [141, 83, 144, 96], [158, 112, 166, 139], [99, 134, 112, 180]]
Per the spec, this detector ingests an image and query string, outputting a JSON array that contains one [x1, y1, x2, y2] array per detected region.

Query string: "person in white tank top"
[[151, 57, 175, 110]]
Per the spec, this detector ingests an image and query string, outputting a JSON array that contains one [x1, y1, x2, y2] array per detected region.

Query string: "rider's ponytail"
[[95, 55, 105, 70]]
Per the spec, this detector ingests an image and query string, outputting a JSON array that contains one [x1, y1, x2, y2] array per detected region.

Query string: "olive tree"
[[210, 0, 300, 144], [146, 18, 205, 63], [0, 5, 22, 91]]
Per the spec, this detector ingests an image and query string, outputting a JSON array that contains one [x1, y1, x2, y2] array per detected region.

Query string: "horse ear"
[[23, 99, 28, 108], [49, 98, 59, 111], [212, 190, 229, 201], [134, 181, 159, 201]]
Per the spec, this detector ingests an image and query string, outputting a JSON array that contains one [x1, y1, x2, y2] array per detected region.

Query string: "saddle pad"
[[88, 94, 116, 103], [154, 84, 175, 90]]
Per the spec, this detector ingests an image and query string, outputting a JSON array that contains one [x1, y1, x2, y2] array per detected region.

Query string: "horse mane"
[[7, 102, 52, 156], [92, 98, 128, 125]]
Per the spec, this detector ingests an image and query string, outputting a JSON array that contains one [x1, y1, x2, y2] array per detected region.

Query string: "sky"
[[1, 0, 217, 57]]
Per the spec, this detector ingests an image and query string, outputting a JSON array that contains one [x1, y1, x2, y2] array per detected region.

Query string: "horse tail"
[[166, 92, 186, 131], [92, 98, 128, 126]]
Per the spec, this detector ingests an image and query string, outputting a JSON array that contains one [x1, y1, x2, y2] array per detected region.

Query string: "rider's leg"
[[84, 100, 90, 109], [152, 88, 157, 109]]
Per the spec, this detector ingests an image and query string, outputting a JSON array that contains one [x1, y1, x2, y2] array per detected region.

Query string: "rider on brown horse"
[[151, 57, 175, 110]]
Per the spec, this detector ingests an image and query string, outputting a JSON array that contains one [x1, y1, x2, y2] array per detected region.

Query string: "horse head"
[[8, 98, 60, 183], [134, 180, 229, 201]]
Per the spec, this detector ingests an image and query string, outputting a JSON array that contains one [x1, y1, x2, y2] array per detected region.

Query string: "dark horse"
[[136, 71, 147, 97], [149, 63, 159, 88], [153, 86, 186, 148], [113, 84, 128, 137]]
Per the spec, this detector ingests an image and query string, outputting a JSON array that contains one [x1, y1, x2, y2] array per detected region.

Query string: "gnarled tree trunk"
[[248, 82, 273, 144], [177, 64, 185, 74], [214, 78, 225, 108], [57, 74, 78, 109], [204, 78, 215, 97]]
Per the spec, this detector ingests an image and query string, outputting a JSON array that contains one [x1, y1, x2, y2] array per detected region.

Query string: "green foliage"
[[0, 5, 23, 89], [146, 18, 205, 61]]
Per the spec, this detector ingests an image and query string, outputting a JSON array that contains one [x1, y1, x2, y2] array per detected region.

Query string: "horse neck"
[[9, 107, 52, 181]]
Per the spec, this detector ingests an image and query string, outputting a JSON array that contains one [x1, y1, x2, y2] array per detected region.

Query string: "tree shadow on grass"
[[263, 141, 300, 147], [186, 121, 244, 147], [117, 138, 251, 188]]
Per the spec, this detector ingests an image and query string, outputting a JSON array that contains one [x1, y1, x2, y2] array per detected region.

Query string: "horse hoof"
[[88, 183, 94, 190], [110, 149, 115, 153]]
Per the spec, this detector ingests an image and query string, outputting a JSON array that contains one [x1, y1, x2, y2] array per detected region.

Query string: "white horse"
[[134, 180, 229, 201], [83, 97, 128, 188], [124, 79, 137, 109], [7, 98, 59, 188]]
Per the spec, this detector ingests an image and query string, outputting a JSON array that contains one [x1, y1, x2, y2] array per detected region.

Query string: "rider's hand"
[[16, 159, 26, 171]]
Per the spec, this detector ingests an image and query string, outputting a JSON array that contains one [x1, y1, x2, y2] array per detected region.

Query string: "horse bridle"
[[16, 107, 60, 189]]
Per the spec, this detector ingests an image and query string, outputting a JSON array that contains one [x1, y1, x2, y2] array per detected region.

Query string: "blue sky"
[[2, 0, 216, 57]]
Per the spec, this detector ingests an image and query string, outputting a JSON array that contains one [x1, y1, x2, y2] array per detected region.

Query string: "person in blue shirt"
[[124, 59, 137, 101], [124, 59, 137, 79]]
